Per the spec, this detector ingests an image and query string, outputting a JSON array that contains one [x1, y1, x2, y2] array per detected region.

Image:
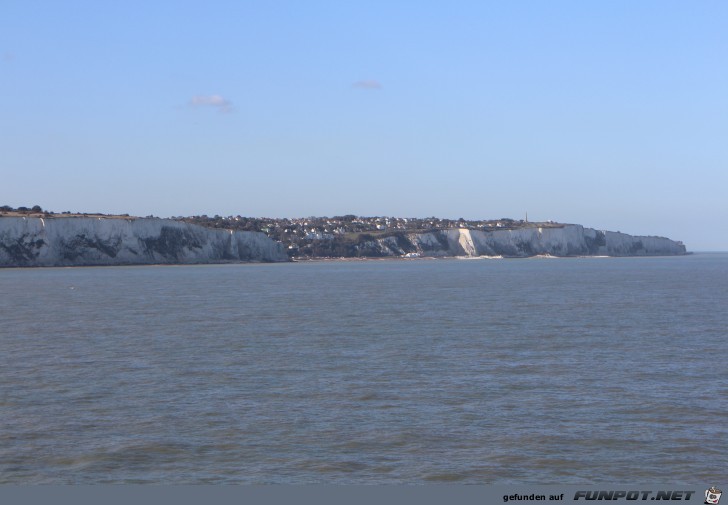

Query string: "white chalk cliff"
[[0, 217, 289, 267], [357, 225, 686, 257]]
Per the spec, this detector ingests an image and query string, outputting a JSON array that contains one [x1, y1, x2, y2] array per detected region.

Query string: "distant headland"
[[0, 205, 687, 267]]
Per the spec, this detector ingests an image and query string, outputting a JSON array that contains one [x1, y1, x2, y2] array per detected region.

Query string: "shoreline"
[[2, 252, 701, 269]]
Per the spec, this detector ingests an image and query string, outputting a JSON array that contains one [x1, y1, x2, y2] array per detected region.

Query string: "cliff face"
[[356, 225, 687, 258], [0, 217, 687, 266], [0, 217, 289, 267]]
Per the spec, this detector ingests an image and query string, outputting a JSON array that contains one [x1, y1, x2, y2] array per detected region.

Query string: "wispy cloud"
[[2, 52, 14, 62], [353, 80, 382, 90], [189, 94, 233, 113]]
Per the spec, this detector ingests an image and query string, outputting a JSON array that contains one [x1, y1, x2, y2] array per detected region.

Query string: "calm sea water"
[[1, 254, 727, 484]]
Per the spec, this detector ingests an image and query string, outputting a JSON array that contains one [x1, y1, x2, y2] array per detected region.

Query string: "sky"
[[1, 1, 726, 250]]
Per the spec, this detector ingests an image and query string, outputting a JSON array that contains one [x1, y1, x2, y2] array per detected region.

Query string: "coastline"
[[0, 215, 689, 268], [1, 252, 702, 269]]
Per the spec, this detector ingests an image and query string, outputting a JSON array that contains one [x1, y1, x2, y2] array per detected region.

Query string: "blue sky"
[[1, 1, 726, 250]]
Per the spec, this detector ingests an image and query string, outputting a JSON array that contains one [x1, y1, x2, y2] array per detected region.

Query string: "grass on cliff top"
[[0, 211, 136, 219]]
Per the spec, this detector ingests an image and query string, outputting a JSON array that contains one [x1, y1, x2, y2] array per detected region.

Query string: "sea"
[[1, 253, 726, 484]]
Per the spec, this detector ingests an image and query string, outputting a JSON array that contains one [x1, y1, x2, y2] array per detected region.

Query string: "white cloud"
[[353, 80, 382, 90], [189, 94, 233, 113]]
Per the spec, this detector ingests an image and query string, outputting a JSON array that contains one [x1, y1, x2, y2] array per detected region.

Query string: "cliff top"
[[1, 206, 135, 220], [1, 206, 565, 233]]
